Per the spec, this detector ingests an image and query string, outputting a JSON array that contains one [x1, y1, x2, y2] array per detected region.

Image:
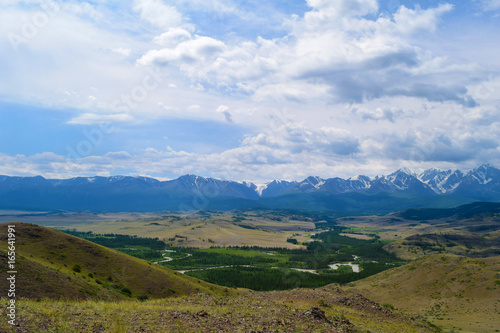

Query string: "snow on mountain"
[[418, 168, 464, 194], [1, 165, 500, 208], [259, 180, 297, 197]]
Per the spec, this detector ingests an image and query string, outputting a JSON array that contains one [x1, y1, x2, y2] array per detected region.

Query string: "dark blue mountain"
[[1, 164, 500, 213]]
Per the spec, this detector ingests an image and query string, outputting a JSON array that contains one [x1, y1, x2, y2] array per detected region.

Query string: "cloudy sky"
[[1, 0, 499, 183]]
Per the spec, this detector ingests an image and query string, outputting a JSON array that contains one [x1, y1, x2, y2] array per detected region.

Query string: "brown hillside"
[[345, 254, 500, 333], [0, 222, 232, 301]]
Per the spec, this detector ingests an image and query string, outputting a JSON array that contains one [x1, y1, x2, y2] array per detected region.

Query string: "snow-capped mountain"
[[259, 180, 297, 197], [1, 164, 500, 212], [162, 174, 260, 200], [418, 168, 462, 194], [417, 164, 500, 196]]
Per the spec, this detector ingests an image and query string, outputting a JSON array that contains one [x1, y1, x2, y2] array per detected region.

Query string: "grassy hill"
[[345, 254, 500, 333], [396, 201, 500, 221], [1, 287, 440, 332], [0, 222, 442, 332], [0, 222, 233, 301]]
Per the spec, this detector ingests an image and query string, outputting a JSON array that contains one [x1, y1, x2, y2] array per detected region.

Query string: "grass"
[[1, 209, 498, 332], [58, 224, 406, 291], [0, 288, 439, 333], [0, 223, 234, 301], [61, 212, 316, 249], [345, 254, 500, 333]]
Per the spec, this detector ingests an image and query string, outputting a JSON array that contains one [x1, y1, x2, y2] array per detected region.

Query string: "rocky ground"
[[2, 286, 437, 333]]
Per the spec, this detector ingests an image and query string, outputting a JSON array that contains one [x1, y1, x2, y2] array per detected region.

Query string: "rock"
[[196, 310, 208, 317], [302, 306, 330, 322]]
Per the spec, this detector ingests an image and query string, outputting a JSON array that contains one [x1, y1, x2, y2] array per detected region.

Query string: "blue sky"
[[0, 0, 499, 182]]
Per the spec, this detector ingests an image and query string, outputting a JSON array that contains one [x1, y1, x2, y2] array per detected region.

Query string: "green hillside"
[[345, 254, 500, 333], [0, 222, 444, 332], [0, 222, 232, 301], [396, 201, 500, 220]]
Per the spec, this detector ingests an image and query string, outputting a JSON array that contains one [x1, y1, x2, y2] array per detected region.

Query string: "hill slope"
[[345, 254, 500, 333], [0, 222, 230, 300], [1, 287, 439, 332]]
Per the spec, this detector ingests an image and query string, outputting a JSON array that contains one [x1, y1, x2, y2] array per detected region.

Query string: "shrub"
[[72, 264, 81, 273], [382, 303, 395, 310], [318, 299, 331, 308], [121, 287, 132, 296]]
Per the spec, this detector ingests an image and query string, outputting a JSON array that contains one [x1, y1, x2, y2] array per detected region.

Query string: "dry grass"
[[0, 287, 437, 333], [345, 254, 500, 333], [69, 213, 315, 248], [0, 223, 234, 301]]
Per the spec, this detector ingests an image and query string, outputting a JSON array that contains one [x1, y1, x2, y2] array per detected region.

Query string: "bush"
[[72, 264, 81, 273], [318, 299, 331, 308], [121, 287, 132, 296], [382, 303, 395, 310], [137, 295, 148, 301]]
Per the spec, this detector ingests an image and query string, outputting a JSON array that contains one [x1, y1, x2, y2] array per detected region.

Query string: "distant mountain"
[[259, 180, 297, 197], [1, 164, 500, 213]]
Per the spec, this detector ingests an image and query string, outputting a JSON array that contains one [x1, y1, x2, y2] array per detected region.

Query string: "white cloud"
[[478, 0, 500, 11], [392, 4, 453, 35], [242, 123, 360, 157], [1, 1, 499, 181], [134, 1, 471, 108], [305, 0, 379, 20], [112, 48, 131, 57], [138, 35, 225, 66], [350, 107, 409, 123], [186, 104, 201, 112], [216, 105, 233, 123], [67, 113, 134, 125], [133, 0, 183, 29], [153, 27, 192, 47]]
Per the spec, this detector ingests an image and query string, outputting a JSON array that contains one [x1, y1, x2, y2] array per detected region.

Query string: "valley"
[[1, 202, 499, 332], [3, 0, 500, 331]]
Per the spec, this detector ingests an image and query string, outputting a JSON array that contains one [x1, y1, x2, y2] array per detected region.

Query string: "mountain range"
[[1, 164, 500, 213]]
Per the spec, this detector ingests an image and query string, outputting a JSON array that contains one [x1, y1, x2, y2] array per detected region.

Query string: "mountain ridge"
[[1, 164, 500, 212]]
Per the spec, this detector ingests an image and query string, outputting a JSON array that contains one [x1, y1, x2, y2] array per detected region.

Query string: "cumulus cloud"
[[469, 107, 500, 126], [138, 35, 225, 66], [135, 1, 475, 108], [392, 4, 454, 34], [242, 123, 360, 156], [366, 128, 500, 163], [216, 105, 233, 123], [153, 27, 192, 47], [351, 107, 408, 123], [1, 1, 499, 181], [133, 0, 183, 29]]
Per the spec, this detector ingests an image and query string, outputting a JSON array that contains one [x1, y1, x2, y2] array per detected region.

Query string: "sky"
[[0, 0, 499, 183]]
